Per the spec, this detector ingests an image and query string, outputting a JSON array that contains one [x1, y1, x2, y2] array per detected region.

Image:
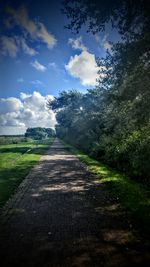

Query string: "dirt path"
[[0, 139, 149, 267]]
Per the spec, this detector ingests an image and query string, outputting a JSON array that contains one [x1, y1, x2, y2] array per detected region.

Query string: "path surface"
[[0, 139, 149, 267]]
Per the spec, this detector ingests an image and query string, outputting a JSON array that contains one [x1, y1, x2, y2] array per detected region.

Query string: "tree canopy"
[[62, 0, 149, 37], [25, 127, 55, 140], [48, 0, 150, 184]]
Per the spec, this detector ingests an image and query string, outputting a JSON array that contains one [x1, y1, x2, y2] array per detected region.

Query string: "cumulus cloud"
[[7, 6, 56, 49], [0, 97, 23, 114], [66, 36, 104, 86], [65, 50, 100, 86], [68, 36, 87, 51], [0, 91, 56, 135], [31, 60, 47, 72]]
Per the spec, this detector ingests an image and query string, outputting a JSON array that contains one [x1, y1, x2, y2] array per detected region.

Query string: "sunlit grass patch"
[[0, 138, 54, 207], [63, 142, 150, 232]]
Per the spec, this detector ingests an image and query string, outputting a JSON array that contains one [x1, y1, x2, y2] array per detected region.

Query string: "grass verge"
[[63, 141, 150, 233], [0, 138, 54, 207]]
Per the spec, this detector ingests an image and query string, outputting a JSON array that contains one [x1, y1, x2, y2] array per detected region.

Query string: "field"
[[0, 137, 54, 207]]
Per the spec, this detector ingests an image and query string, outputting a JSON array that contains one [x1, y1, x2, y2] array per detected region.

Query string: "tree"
[[48, 0, 150, 183], [62, 0, 149, 37], [25, 127, 55, 140]]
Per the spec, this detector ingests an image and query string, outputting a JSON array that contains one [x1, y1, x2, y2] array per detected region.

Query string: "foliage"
[[48, 0, 150, 185], [62, 0, 148, 37], [63, 141, 150, 232], [25, 127, 55, 140], [0, 136, 28, 145]]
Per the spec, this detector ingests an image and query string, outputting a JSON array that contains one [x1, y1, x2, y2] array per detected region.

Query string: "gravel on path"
[[0, 139, 149, 267]]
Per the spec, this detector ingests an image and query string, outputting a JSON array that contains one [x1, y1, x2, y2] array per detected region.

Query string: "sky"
[[0, 0, 119, 135]]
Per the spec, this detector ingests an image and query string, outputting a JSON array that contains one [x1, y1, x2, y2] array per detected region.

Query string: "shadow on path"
[[0, 139, 149, 267]]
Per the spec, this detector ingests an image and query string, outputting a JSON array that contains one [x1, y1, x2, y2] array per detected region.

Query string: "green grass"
[[0, 138, 54, 207], [0, 135, 29, 145], [63, 142, 150, 232]]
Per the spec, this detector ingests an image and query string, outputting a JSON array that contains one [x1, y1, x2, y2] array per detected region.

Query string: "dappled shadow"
[[0, 139, 149, 267]]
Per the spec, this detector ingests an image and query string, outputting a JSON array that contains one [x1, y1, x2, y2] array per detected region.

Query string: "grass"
[[0, 135, 29, 145], [63, 141, 150, 233], [0, 138, 54, 207]]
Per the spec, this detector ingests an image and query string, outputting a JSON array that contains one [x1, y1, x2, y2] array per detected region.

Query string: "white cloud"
[[7, 6, 56, 49], [66, 36, 105, 86], [0, 36, 18, 57], [0, 113, 25, 127], [65, 50, 100, 86], [36, 22, 56, 49], [19, 37, 37, 55], [20, 92, 31, 100], [95, 34, 112, 52], [68, 36, 87, 51], [0, 36, 37, 57], [31, 60, 47, 72], [0, 97, 23, 114], [0, 91, 56, 135]]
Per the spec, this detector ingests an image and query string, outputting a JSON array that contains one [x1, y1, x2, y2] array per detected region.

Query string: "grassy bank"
[[0, 138, 54, 207], [63, 141, 150, 232]]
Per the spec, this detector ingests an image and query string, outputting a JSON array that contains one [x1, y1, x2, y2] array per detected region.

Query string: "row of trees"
[[25, 127, 55, 140], [49, 0, 150, 184]]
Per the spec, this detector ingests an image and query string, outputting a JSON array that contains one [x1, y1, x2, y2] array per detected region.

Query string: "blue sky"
[[0, 0, 119, 134]]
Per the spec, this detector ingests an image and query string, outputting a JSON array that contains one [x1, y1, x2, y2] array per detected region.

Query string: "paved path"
[[0, 139, 149, 267]]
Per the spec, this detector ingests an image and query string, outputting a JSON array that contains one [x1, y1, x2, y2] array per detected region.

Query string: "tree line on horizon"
[[49, 0, 150, 184], [25, 127, 55, 140]]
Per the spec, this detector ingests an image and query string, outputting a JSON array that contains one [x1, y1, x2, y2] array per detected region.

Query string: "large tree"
[[62, 0, 149, 37], [25, 127, 55, 140], [49, 0, 150, 183]]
